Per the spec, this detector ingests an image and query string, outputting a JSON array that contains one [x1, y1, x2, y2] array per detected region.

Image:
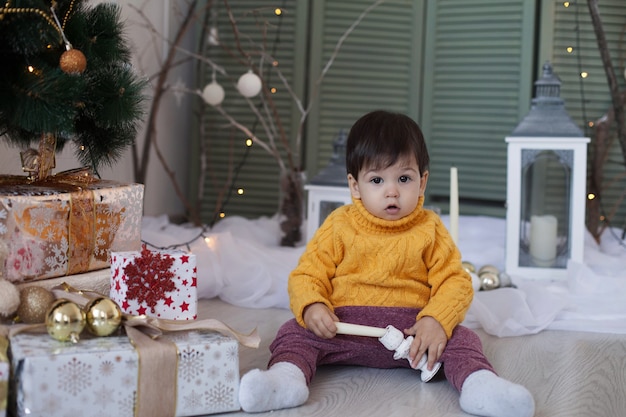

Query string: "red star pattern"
[[180, 301, 189, 312]]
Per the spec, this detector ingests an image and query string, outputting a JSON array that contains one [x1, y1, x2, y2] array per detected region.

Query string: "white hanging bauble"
[[237, 70, 262, 98], [202, 81, 225, 106]]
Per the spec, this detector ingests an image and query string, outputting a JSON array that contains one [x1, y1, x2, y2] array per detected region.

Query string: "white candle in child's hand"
[[529, 215, 558, 267], [335, 322, 386, 338], [450, 167, 459, 245]]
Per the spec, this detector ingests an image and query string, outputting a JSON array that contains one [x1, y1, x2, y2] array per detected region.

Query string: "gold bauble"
[[479, 272, 501, 291], [17, 286, 56, 324], [85, 297, 122, 337], [461, 261, 476, 274], [59, 48, 87, 74], [45, 299, 86, 343], [478, 264, 499, 276]]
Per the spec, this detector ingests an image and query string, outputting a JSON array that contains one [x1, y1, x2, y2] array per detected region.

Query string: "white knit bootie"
[[239, 362, 309, 413], [459, 370, 535, 417]]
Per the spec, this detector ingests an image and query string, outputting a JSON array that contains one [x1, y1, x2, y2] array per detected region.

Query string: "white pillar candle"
[[449, 167, 459, 244], [529, 215, 558, 267], [334, 322, 386, 338]]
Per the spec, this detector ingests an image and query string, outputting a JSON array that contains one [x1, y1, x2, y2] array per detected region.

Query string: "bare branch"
[[300, 0, 386, 153], [587, 0, 626, 165], [129, 0, 207, 184], [212, 104, 286, 172]]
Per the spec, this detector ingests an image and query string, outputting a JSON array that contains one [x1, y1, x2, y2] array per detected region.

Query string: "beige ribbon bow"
[[4, 283, 260, 417]]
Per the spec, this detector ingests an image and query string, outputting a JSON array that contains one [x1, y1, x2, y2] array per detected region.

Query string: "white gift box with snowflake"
[[110, 246, 198, 321], [0, 180, 143, 283], [9, 330, 240, 416]]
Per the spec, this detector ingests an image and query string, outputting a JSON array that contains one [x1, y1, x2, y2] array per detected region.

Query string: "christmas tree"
[[0, 0, 145, 180]]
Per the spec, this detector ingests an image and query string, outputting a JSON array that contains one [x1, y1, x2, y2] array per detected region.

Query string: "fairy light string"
[[209, 0, 287, 227], [143, 2, 287, 251], [568, 1, 625, 248], [572, 1, 590, 136]]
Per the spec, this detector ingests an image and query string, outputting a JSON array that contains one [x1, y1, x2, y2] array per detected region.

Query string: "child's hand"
[[303, 302, 340, 339], [404, 316, 447, 371]]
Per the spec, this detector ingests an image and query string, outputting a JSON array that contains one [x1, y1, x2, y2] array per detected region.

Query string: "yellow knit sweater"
[[288, 197, 473, 338]]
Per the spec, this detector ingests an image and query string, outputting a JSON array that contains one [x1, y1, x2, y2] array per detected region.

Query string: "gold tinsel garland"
[[0, 0, 78, 42]]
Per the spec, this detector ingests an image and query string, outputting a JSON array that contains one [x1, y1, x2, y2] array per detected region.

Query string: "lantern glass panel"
[[519, 149, 572, 269], [319, 201, 344, 226]]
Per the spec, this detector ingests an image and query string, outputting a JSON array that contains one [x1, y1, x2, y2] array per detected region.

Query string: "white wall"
[[0, 0, 195, 219]]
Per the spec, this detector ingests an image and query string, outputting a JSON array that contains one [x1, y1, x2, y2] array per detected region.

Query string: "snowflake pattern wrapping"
[[0, 180, 144, 282], [9, 331, 240, 417], [110, 247, 198, 320]]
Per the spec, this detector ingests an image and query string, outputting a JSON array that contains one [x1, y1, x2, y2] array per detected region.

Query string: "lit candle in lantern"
[[529, 215, 558, 267], [449, 167, 459, 244]]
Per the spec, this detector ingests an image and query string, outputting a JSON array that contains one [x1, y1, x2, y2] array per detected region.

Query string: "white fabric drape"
[[141, 214, 626, 336]]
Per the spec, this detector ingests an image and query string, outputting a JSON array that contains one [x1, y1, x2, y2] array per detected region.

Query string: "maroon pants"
[[268, 306, 494, 392]]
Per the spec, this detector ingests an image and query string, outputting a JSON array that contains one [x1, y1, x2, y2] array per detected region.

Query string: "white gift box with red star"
[[109, 246, 198, 320]]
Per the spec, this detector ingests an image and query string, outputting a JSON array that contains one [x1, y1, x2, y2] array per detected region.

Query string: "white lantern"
[[505, 62, 590, 280], [305, 130, 352, 240]]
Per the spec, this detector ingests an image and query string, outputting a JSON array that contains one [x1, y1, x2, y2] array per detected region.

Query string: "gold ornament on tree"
[[16, 286, 56, 324], [59, 47, 87, 74], [45, 298, 86, 343], [85, 297, 122, 337], [11, 2, 84, 181], [50, 3, 87, 75]]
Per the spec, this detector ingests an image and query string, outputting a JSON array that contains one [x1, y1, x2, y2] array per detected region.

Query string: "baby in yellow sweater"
[[239, 110, 534, 417]]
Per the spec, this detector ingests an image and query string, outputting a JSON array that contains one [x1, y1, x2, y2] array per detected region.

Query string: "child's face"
[[347, 155, 428, 221]]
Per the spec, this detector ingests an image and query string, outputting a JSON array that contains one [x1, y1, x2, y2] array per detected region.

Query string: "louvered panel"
[[305, 0, 422, 178], [423, 0, 535, 215], [552, 2, 625, 120], [549, 0, 626, 228], [191, 0, 624, 225], [197, 0, 301, 222]]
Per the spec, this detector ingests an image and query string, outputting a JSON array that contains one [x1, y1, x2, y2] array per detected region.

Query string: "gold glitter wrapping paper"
[[0, 177, 144, 283]]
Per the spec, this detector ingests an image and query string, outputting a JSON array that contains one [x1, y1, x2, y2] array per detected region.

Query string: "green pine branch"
[[0, 0, 146, 173]]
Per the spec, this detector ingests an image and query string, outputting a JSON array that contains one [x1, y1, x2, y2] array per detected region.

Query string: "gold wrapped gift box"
[[0, 172, 144, 283]]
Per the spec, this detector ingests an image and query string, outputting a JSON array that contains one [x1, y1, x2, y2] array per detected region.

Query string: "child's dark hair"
[[346, 110, 429, 179]]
